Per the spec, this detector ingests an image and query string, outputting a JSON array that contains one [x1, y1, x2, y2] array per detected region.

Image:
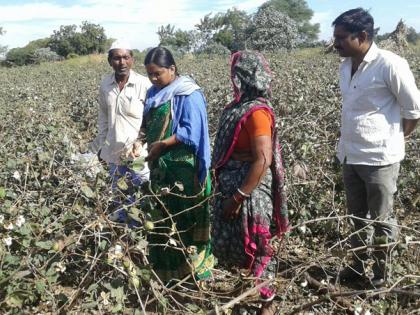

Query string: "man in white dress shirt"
[[91, 39, 151, 224], [332, 8, 420, 286]]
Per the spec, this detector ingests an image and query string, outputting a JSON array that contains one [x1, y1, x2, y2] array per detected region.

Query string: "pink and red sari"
[[211, 51, 289, 300]]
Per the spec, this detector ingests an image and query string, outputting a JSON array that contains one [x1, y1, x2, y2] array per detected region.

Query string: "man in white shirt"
[[91, 39, 151, 224], [332, 8, 420, 286]]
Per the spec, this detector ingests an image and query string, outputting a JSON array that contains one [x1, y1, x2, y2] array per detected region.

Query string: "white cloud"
[[211, 0, 266, 12], [0, 1, 186, 49], [0, 1, 191, 24], [0, 0, 266, 50], [1, 23, 52, 48]]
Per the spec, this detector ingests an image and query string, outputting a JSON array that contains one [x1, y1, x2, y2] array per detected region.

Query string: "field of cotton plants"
[[0, 49, 419, 314]]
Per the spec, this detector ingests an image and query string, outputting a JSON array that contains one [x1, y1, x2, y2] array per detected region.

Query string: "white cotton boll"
[[300, 279, 308, 287], [101, 291, 110, 306], [298, 225, 307, 234], [54, 262, 66, 273], [13, 171, 21, 181], [169, 238, 178, 247], [354, 306, 361, 315], [160, 187, 170, 195], [0, 214, 4, 224], [15, 215, 25, 227], [354, 305, 366, 315], [3, 236, 12, 246], [115, 244, 123, 254], [405, 235, 413, 243], [4, 222, 14, 230]]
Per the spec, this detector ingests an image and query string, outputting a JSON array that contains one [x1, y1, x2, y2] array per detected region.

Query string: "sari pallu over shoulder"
[[212, 98, 289, 237], [144, 76, 210, 184]]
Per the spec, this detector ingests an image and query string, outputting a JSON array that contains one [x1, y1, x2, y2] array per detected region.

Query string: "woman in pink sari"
[[212, 51, 289, 315]]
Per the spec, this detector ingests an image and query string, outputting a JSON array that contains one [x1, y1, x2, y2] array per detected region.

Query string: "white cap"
[[108, 39, 132, 52]]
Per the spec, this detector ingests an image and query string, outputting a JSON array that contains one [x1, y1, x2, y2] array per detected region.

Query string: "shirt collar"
[[363, 42, 379, 64], [108, 69, 135, 86]]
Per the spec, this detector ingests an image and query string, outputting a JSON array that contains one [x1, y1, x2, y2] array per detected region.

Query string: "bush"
[[194, 41, 230, 56], [4, 38, 55, 66], [32, 48, 63, 64], [5, 47, 35, 66], [247, 9, 298, 51], [67, 52, 79, 59]]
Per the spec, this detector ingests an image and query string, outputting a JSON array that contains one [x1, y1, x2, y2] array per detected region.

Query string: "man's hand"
[[128, 141, 142, 159], [403, 118, 419, 137], [97, 150, 106, 166]]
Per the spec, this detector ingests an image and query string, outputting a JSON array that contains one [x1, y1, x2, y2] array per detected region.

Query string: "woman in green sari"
[[141, 47, 214, 282]]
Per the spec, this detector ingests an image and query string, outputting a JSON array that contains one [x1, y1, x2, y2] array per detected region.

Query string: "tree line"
[[376, 25, 420, 44], [1, 0, 419, 66], [157, 0, 320, 54], [1, 21, 108, 66]]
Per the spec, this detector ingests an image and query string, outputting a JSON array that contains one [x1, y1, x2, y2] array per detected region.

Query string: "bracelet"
[[137, 131, 146, 140], [237, 188, 251, 198]]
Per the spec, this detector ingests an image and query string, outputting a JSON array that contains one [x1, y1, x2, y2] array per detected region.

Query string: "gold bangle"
[[237, 188, 251, 198]]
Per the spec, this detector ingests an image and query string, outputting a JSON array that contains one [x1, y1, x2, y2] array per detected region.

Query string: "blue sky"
[[0, 0, 419, 51]]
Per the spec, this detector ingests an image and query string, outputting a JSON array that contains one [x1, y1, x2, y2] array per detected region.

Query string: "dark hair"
[[332, 8, 374, 41], [144, 47, 178, 74], [107, 49, 133, 62]]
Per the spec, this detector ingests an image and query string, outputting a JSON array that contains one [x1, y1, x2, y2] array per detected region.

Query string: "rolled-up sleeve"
[[387, 58, 420, 119]]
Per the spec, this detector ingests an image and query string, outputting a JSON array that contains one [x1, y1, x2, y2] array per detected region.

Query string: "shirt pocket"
[[353, 77, 387, 111], [120, 95, 144, 119]]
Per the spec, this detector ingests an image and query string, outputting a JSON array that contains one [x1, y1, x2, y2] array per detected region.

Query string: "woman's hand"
[[222, 193, 243, 220], [145, 135, 180, 162], [146, 141, 167, 161]]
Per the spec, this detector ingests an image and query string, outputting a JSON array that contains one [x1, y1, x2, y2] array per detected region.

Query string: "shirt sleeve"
[[141, 77, 153, 101], [386, 58, 420, 119], [90, 88, 108, 154], [244, 109, 272, 138]]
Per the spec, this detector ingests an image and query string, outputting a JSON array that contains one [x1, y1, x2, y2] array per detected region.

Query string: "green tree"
[[49, 22, 107, 57], [247, 7, 298, 51], [80, 21, 107, 53], [4, 37, 52, 66], [5, 47, 34, 66], [406, 26, 420, 44], [376, 32, 390, 42], [259, 0, 319, 44], [157, 24, 175, 45], [211, 8, 250, 51], [49, 24, 78, 57], [26, 38, 51, 50], [194, 9, 250, 51], [157, 24, 193, 52]]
